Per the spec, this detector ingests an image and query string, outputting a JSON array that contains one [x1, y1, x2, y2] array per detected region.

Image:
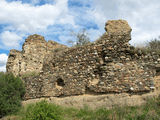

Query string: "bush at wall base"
[[23, 100, 63, 120]]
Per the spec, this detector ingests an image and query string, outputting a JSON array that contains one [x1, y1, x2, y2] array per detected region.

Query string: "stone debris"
[[6, 20, 158, 100]]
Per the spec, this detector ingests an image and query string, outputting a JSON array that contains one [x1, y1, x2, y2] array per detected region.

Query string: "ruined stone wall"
[[7, 34, 67, 76], [15, 20, 157, 100]]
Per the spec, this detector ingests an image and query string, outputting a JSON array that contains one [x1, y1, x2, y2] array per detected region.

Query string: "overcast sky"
[[0, 0, 160, 72]]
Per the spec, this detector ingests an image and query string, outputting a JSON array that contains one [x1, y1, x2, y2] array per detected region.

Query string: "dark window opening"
[[9, 54, 15, 58], [156, 69, 160, 76], [56, 78, 65, 86], [52, 63, 55, 67]]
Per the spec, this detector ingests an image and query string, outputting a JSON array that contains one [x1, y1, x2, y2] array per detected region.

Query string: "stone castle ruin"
[[6, 20, 160, 101]]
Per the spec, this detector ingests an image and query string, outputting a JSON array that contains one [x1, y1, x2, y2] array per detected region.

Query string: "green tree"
[[0, 72, 25, 118]]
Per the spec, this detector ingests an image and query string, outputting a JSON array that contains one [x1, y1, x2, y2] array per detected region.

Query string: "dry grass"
[[2, 96, 160, 120]]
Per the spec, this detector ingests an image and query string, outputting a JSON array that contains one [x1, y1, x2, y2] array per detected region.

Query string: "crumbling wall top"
[[25, 34, 46, 43], [105, 20, 132, 36]]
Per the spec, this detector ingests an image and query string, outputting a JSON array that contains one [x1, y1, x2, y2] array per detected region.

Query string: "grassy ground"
[[2, 96, 160, 120]]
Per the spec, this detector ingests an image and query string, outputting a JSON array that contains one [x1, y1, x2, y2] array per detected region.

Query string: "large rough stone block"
[[105, 19, 132, 36]]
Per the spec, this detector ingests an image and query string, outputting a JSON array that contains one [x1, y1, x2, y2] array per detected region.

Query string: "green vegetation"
[[136, 36, 160, 55], [22, 101, 63, 120], [21, 71, 40, 78], [0, 72, 25, 118], [147, 36, 160, 50], [5, 96, 160, 120]]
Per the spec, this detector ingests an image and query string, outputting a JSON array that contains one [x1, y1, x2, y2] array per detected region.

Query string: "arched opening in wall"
[[56, 78, 65, 87]]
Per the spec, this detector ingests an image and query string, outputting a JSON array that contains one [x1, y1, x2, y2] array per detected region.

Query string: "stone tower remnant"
[[7, 34, 67, 76]]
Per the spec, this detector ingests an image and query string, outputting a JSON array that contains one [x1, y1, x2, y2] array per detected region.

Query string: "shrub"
[[68, 29, 90, 47], [140, 36, 160, 54], [147, 37, 160, 50], [0, 72, 25, 118], [22, 100, 63, 120]]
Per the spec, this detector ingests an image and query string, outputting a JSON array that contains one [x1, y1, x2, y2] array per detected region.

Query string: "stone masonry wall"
[[7, 34, 67, 76], [11, 20, 157, 100]]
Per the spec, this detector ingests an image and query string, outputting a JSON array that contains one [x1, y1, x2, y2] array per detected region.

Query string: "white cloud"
[[91, 0, 160, 46], [0, 0, 76, 50], [0, 0, 160, 71], [0, 0, 74, 33], [0, 53, 8, 72], [0, 31, 23, 50], [0, 0, 160, 49]]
